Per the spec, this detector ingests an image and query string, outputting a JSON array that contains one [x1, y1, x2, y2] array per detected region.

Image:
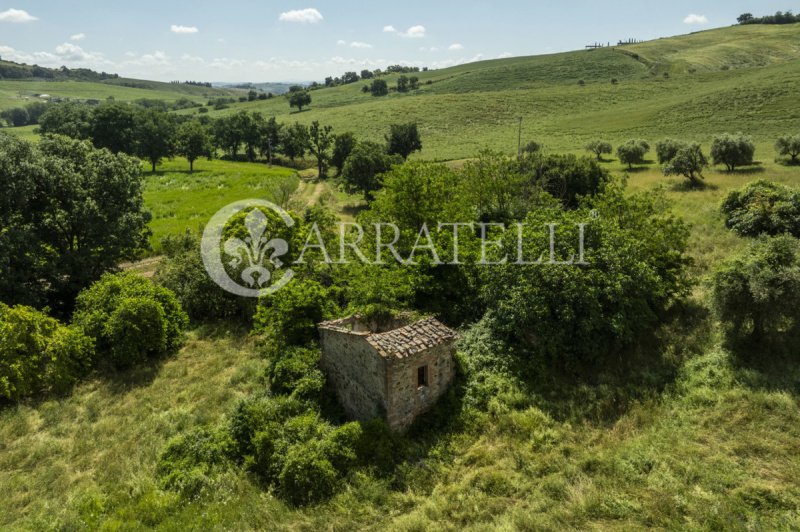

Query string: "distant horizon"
[[0, 1, 796, 82]]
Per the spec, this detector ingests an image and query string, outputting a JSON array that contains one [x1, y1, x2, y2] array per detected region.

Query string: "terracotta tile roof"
[[366, 317, 456, 359]]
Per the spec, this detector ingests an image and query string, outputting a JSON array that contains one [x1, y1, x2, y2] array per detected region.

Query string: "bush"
[[252, 279, 336, 345], [721, 180, 800, 238], [616, 139, 650, 169], [157, 426, 234, 500], [0, 303, 94, 400], [266, 346, 325, 402], [73, 273, 188, 368], [154, 231, 255, 323], [481, 184, 691, 371], [278, 440, 338, 505], [711, 132, 755, 171], [711, 235, 800, 350]]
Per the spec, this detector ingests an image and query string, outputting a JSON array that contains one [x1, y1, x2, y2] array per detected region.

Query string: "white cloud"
[[70, 33, 86, 41], [498, 52, 513, 59], [350, 41, 373, 49], [448, 43, 463, 51], [337, 39, 347, 45], [171, 24, 199, 34], [684, 14, 708, 25], [400, 25, 426, 38], [0, 8, 37, 23], [279, 8, 323, 24], [383, 25, 396, 33]]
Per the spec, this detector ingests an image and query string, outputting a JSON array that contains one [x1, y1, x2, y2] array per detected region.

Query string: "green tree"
[[386, 122, 422, 160], [712, 235, 800, 349], [0, 134, 152, 311], [1, 107, 29, 127], [308, 121, 334, 178], [775, 134, 800, 164], [259, 117, 283, 164], [482, 184, 691, 370], [38, 135, 152, 309], [37, 102, 92, 139], [584, 140, 612, 161], [655, 138, 688, 164], [342, 141, 399, 199], [281, 122, 310, 162], [212, 114, 245, 159], [289, 91, 312, 112], [176, 120, 214, 172], [135, 108, 177, 172], [396, 75, 409, 93], [720, 180, 800, 238], [663, 143, 708, 186], [711, 132, 755, 171], [370, 79, 389, 96], [331, 132, 356, 175], [90, 102, 138, 154], [616, 139, 650, 169]]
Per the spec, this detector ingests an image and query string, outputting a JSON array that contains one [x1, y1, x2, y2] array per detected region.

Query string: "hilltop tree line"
[[319, 65, 426, 89], [737, 11, 800, 25], [0, 59, 119, 81]]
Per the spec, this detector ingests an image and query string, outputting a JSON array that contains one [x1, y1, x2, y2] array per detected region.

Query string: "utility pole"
[[517, 116, 523, 158]]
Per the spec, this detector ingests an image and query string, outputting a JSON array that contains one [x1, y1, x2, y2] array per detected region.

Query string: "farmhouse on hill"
[[318, 315, 457, 431]]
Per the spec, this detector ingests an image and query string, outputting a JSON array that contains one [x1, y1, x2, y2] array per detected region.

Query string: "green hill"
[[187, 23, 800, 160]]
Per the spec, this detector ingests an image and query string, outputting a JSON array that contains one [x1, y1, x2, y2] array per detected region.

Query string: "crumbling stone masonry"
[[318, 315, 457, 431]]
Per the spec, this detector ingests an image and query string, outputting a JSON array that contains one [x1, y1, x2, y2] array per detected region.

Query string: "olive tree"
[[711, 132, 755, 171], [584, 140, 612, 161], [663, 143, 708, 186], [775, 134, 800, 164], [616, 139, 650, 169]]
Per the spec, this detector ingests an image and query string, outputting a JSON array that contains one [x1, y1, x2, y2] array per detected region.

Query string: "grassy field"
[[181, 24, 800, 161], [142, 158, 298, 250], [3, 22, 800, 530]]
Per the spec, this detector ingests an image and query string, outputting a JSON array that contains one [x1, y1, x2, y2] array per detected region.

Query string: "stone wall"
[[385, 343, 456, 431], [318, 327, 388, 422]]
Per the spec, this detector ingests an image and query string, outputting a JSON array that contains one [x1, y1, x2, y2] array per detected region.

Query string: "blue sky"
[[0, 1, 796, 82]]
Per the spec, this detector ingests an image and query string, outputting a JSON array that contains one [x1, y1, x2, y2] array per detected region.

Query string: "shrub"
[[73, 273, 188, 368], [775, 134, 800, 164], [481, 184, 691, 371], [720, 180, 800, 238], [252, 279, 336, 345], [278, 440, 338, 505], [663, 143, 708, 185], [655, 138, 688, 164], [711, 235, 800, 350], [228, 394, 307, 458], [266, 346, 325, 402], [157, 426, 234, 500], [616, 139, 650, 169], [0, 303, 94, 400], [711, 132, 755, 171], [154, 231, 255, 323]]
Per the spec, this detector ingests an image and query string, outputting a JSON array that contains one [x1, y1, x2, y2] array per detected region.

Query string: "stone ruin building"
[[318, 314, 457, 431]]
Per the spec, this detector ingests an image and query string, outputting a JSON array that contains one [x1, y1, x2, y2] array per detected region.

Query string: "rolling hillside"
[[187, 23, 800, 160]]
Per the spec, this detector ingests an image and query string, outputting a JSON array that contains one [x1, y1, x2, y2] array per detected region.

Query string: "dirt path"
[[120, 256, 163, 278]]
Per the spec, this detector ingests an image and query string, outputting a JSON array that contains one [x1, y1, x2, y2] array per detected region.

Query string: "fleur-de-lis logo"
[[223, 209, 289, 288], [202, 199, 295, 297]]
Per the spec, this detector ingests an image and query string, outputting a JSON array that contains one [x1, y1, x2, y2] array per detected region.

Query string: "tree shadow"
[[669, 179, 719, 192], [724, 334, 800, 395], [512, 299, 714, 425], [725, 164, 766, 175]]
